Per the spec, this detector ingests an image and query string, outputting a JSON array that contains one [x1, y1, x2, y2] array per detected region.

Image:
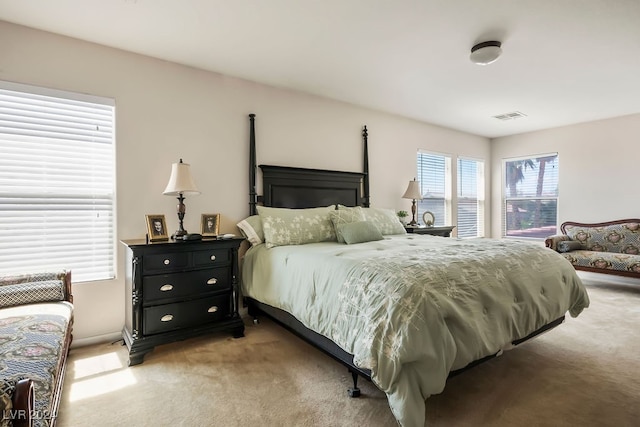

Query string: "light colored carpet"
[[57, 275, 640, 427]]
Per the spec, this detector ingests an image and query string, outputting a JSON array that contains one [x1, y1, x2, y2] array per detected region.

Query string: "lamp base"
[[408, 199, 419, 227], [172, 229, 188, 240], [172, 193, 188, 240]]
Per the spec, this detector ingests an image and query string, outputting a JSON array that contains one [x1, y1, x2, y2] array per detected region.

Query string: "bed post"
[[362, 125, 370, 208], [249, 113, 257, 216]]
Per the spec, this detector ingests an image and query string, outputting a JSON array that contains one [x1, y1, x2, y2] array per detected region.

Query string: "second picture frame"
[[201, 213, 220, 237]]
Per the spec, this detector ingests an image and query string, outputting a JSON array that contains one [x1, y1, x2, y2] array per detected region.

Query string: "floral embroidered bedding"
[[242, 235, 590, 427]]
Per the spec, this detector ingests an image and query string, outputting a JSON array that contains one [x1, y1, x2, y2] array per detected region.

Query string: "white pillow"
[[236, 215, 264, 246]]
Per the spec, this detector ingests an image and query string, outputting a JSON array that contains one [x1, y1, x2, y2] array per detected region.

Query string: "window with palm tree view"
[[503, 154, 558, 239]]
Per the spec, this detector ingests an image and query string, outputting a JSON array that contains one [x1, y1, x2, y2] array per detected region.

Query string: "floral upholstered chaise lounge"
[[545, 219, 640, 278], [0, 271, 73, 427]]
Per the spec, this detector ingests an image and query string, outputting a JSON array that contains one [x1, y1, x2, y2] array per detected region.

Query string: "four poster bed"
[[239, 114, 590, 427]]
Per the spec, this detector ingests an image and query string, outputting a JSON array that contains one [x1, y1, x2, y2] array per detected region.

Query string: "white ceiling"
[[2, 0, 640, 138]]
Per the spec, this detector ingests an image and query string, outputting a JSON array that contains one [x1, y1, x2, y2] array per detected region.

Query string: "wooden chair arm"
[[12, 378, 34, 427]]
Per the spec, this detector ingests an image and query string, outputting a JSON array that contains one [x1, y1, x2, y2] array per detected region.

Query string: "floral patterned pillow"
[[257, 205, 337, 248], [339, 206, 406, 235]]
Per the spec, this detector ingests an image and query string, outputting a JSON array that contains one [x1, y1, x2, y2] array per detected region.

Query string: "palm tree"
[[505, 159, 535, 231], [533, 155, 557, 227]]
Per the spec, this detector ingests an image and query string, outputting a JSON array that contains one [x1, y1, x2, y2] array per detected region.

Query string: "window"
[[457, 158, 484, 238], [503, 154, 558, 239], [0, 81, 115, 282], [416, 151, 451, 227]]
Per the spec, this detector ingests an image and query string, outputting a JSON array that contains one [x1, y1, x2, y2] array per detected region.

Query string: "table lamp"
[[163, 158, 200, 239], [402, 178, 422, 226]]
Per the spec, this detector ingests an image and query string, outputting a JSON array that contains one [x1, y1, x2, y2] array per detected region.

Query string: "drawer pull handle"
[[160, 314, 174, 322], [163, 259, 170, 265], [207, 278, 218, 285], [210, 255, 216, 261], [160, 284, 173, 292], [208, 306, 218, 313]]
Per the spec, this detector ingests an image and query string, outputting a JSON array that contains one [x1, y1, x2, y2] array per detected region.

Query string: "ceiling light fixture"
[[470, 41, 502, 65]]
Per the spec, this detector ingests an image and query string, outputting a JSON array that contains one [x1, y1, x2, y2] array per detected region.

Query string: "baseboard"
[[577, 270, 640, 286], [72, 332, 122, 348]]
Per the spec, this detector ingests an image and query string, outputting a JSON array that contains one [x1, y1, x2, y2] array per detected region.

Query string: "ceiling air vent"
[[492, 111, 528, 121]]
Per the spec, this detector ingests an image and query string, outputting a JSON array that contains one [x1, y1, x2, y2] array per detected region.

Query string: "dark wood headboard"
[[260, 165, 364, 209], [248, 114, 370, 215]]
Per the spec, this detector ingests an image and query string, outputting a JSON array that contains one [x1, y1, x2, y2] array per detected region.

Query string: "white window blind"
[[503, 154, 558, 239], [457, 158, 485, 238], [0, 81, 115, 282], [416, 151, 451, 227]]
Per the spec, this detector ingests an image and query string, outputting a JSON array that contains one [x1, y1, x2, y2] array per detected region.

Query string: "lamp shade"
[[402, 179, 422, 200], [163, 159, 200, 196]]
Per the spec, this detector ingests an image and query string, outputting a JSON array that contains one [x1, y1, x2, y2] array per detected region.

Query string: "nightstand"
[[121, 237, 245, 365], [405, 226, 455, 237]]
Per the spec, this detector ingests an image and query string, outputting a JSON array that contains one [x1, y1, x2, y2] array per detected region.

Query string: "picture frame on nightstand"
[[422, 211, 435, 227], [201, 213, 220, 237], [145, 214, 169, 242]]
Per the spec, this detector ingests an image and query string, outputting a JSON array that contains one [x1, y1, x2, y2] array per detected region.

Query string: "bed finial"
[[249, 114, 257, 216], [362, 125, 370, 208]]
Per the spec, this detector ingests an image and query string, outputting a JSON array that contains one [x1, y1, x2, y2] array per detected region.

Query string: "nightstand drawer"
[[143, 252, 189, 272], [193, 248, 230, 266], [143, 294, 231, 335], [143, 268, 231, 303]]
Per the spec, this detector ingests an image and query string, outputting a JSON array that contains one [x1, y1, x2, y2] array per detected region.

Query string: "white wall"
[[1, 21, 490, 342], [490, 114, 640, 238]]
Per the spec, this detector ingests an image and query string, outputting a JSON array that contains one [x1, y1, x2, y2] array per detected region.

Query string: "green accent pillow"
[[329, 207, 366, 243], [337, 221, 384, 244], [257, 205, 336, 248], [237, 215, 264, 246]]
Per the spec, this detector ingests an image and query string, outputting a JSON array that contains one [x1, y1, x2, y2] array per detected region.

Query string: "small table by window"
[[405, 226, 455, 237]]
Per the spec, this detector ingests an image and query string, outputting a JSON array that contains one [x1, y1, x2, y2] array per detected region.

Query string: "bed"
[[240, 114, 590, 427]]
